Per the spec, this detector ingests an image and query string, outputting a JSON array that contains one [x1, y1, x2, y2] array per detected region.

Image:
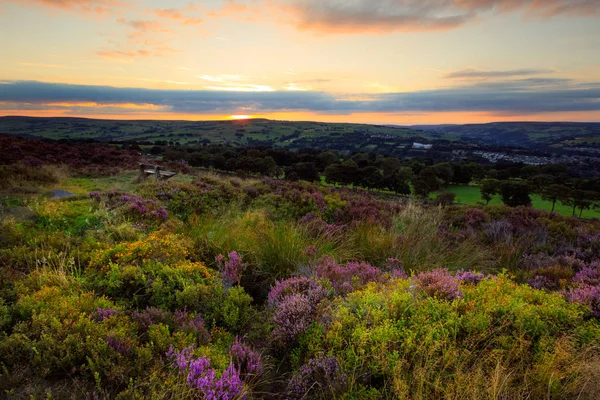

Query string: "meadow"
[[1, 146, 600, 399], [435, 185, 600, 219]]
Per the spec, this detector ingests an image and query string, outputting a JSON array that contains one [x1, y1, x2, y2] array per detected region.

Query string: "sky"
[[1, 0, 600, 124]]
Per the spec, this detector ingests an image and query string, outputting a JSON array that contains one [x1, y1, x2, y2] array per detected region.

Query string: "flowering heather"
[[96, 191, 169, 222], [465, 208, 489, 227], [271, 294, 315, 347], [174, 309, 209, 340], [315, 256, 383, 295], [230, 337, 263, 375], [166, 346, 245, 399], [287, 356, 347, 398], [564, 285, 600, 320], [528, 275, 552, 290], [414, 269, 463, 301], [88, 191, 101, 202], [307, 192, 327, 212], [216, 250, 247, 288], [132, 306, 171, 330], [267, 276, 328, 309], [455, 270, 485, 285], [94, 307, 119, 322], [483, 220, 514, 243], [572, 266, 600, 286], [106, 334, 131, 355]]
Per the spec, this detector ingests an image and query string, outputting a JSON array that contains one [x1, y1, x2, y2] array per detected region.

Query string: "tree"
[[527, 174, 555, 194], [500, 181, 532, 207], [389, 167, 414, 195], [412, 178, 431, 198], [434, 192, 456, 207], [571, 190, 597, 218], [359, 166, 383, 190], [540, 184, 570, 213], [479, 178, 500, 206]]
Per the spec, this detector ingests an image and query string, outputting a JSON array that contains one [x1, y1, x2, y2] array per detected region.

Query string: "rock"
[[50, 189, 76, 199]]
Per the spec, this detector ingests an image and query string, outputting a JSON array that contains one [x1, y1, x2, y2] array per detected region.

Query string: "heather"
[[1, 164, 600, 399]]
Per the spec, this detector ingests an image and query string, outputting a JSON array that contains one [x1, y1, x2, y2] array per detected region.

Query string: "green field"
[[436, 185, 600, 219]]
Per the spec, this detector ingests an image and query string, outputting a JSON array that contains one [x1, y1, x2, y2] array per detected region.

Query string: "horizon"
[[1, 1, 600, 124], [1, 114, 600, 127]]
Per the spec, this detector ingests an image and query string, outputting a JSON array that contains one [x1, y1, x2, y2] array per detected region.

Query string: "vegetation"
[[2, 137, 600, 399]]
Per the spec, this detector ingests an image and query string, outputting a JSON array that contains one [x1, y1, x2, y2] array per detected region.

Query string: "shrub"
[[315, 256, 384, 295], [287, 355, 347, 398], [414, 268, 463, 301]]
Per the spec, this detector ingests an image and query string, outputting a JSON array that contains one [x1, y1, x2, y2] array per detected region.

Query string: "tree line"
[[151, 144, 600, 215]]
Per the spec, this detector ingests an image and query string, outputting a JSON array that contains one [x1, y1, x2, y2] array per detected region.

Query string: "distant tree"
[[389, 167, 414, 195], [433, 162, 454, 186], [571, 190, 597, 218], [528, 174, 555, 193], [359, 166, 383, 190], [380, 157, 402, 179], [317, 151, 339, 168], [418, 166, 443, 193], [479, 178, 500, 205], [412, 178, 431, 198], [434, 192, 456, 207], [500, 181, 532, 207], [286, 162, 319, 182], [540, 184, 570, 213]]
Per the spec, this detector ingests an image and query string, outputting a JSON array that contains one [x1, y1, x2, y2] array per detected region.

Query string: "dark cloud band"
[[1, 80, 599, 115]]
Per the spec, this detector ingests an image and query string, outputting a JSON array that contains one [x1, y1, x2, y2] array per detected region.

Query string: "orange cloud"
[[11, 0, 123, 16], [212, 0, 600, 35], [154, 8, 203, 25], [96, 48, 151, 58]]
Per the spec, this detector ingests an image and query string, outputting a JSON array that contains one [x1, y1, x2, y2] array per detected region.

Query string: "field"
[[2, 153, 600, 398], [436, 185, 600, 219], [0, 116, 426, 147]]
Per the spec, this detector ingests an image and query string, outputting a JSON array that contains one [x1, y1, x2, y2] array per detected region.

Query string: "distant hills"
[[408, 122, 600, 148], [0, 116, 599, 151]]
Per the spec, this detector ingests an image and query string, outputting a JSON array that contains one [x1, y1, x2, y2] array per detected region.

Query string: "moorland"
[[1, 121, 600, 399]]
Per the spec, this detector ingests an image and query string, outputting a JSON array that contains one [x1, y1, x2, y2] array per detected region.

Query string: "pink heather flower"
[[167, 346, 246, 399], [288, 356, 347, 398], [315, 256, 383, 295], [271, 294, 314, 347], [414, 268, 463, 301], [564, 284, 600, 320], [230, 337, 263, 375], [216, 251, 247, 288], [455, 270, 485, 285], [572, 266, 600, 287], [267, 276, 328, 309]]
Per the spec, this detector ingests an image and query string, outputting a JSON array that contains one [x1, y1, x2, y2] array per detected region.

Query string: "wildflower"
[[414, 268, 463, 301], [216, 250, 247, 288], [287, 356, 347, 398], [230, 337, 263, 375]]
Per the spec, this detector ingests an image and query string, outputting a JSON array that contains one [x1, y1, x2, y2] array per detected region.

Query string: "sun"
[[230, 115, 252, 120]]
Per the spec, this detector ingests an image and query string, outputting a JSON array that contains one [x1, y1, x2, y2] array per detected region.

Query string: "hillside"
[[0, 116, 428, 152], [412, 121, 600, 148]]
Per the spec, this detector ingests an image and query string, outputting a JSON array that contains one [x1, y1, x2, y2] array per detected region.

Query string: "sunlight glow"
[[230, 114, 252, 120]]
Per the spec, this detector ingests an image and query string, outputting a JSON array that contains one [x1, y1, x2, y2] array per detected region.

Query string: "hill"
[[412, 121, 600, 148], [0, 116, 430, 153]]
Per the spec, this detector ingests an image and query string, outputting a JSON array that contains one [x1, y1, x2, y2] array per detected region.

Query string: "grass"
[[434, 185, 600, 219]]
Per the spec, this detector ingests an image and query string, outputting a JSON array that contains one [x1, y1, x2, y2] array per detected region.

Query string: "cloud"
[[154, 8, 203, 25], [96, 48, 151, 58], [445, 68, 557, 79], [225, 0, 600, 34], [1, 80, 599, 116], [18, 62, 70, 69], [10, 0, 123, 15]]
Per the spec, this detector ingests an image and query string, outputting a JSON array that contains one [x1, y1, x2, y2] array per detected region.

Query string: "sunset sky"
[[1, 0, 600, 124]]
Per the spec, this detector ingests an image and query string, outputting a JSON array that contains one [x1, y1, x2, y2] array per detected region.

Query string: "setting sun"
[[230, 115, 252, 120]]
